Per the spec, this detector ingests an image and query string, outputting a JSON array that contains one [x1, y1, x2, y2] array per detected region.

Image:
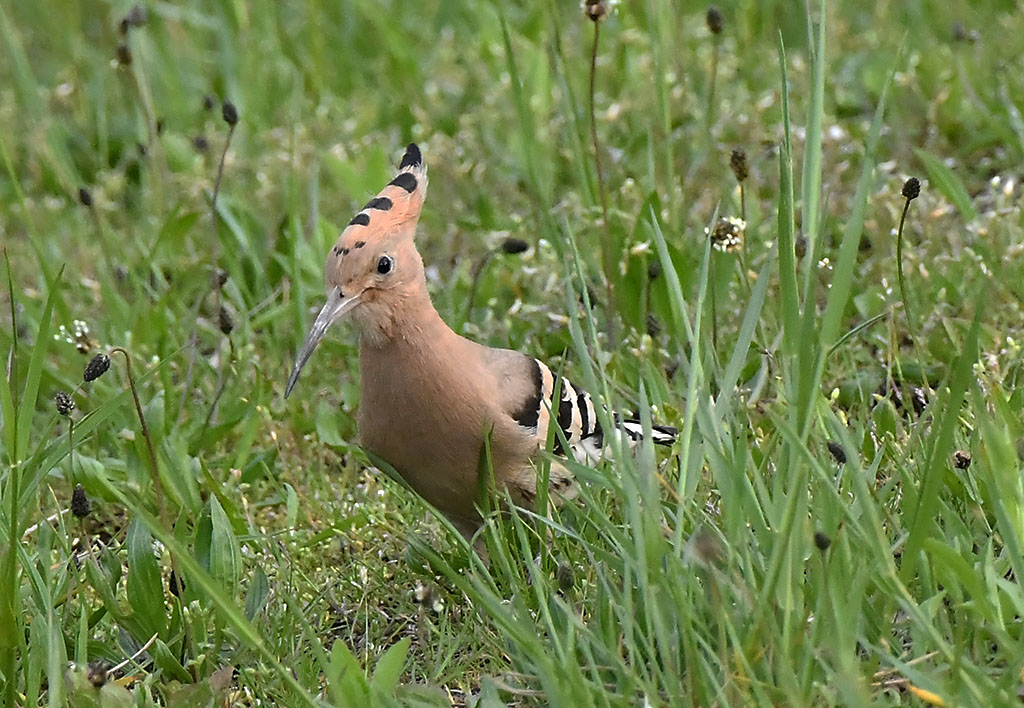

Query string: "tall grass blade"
[[799, 0, 826, 299], [901, 299, 982, 581], [15, 266, 64, 461], [649, 211, 709, 509], [913, 148, 979, 221], [715, 256, 772, 418], [815, 57, 895, 406], [775, 34, 801, 366]]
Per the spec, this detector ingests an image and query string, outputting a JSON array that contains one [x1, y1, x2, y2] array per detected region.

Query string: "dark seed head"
[[77, 187, 93, 207], [168, 569, 186, 597], [86, 660, 109, 688], [203, 94, 215, 111], [665, 358, 679, 379], [71, 484, 91, 518], [901, 177, 921, 201], [556, 563, 574, 592], [221, 101, 238, 127], [730, 148, 749, 182], [500, 237, 529, 255], [218, 305, 234, 335], [116, 42, 132, 66], [83, 353, 110, 383], [951, 22, 979, 43], [814, 531, 832, 551], [55, 391, 75, 416], [953, 450, 971, 470], [192, 135, 209, 152], [646, 313, 662, 338], [647, 260, 662, 280], [794, 235, 807, 259], [706, 6, 724, 35], [124, 4, 148, 28], [826, 440, 847, 465], [584, 1, 608, 22]]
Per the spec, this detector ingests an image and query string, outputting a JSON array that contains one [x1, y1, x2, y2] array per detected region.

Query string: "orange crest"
[[331, 143, 428, 259]]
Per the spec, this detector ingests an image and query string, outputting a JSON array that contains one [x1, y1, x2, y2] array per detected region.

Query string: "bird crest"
[[330, 143, 428, 261]]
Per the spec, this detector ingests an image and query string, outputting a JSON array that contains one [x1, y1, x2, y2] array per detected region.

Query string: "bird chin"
[[349, 304, 394, 348]]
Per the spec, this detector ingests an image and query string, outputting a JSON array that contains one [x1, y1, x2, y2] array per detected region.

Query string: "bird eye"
[[376, 255, 393, 275]]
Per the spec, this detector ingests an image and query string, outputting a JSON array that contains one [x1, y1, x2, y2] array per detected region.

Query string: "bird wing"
[[491, 349, 677, 460]]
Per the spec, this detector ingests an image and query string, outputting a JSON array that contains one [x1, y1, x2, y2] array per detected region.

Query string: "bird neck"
[[357, 277, 454, 353], [357, 281, 466, 413]]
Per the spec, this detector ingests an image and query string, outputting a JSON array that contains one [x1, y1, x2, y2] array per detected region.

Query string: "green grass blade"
[[15, 266, 64, 461], [775, 34, 801, 364], [498, 11, 550, 224], [815, 56, 894, 398], [901, 298, 982, 581], [1, 252, 16, 460], [799, 0, 826, 299], [649, 210, 708, 507], [715, 257, 771, 418], [913, 148, 979, 221]]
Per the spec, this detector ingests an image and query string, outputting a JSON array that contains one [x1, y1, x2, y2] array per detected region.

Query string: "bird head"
[[285, 144, 428, 398]]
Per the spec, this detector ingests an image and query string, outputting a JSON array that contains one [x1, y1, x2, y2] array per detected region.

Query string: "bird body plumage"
[[286, 144, 676, 540]]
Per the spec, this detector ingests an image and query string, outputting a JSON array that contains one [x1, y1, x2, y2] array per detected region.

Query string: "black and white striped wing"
[[514, 358, 677, 463]]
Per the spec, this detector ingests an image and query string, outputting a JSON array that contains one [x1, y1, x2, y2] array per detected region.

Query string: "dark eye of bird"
[[377, 255, 393, 275]]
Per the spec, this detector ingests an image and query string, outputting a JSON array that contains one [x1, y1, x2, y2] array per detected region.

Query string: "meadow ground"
[[2, 1, 1024, 706]]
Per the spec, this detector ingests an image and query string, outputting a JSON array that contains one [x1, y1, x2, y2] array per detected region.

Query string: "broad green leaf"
[[202, 493, 241, 592], [125, 519, 167, 639], [150, 638, 191, 683], [316, 399, 349, 447], [370, 637, 410, 696], [65, 665, 102, 708], [328, 638, 370, 707], [245, 566, 270, 620], [97, 683, 134, 708]]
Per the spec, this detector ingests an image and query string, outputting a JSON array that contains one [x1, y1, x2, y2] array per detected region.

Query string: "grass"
[[2, 0, 1024, 705]]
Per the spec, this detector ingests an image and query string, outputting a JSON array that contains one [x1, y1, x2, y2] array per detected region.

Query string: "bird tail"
[[619, 419, 678, 446]]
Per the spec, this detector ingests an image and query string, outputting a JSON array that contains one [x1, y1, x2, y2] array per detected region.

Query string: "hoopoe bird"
[[285, 144, 677, 541]]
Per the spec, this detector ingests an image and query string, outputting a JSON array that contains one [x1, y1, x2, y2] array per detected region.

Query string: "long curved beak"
[[285, 287, 360, 398]]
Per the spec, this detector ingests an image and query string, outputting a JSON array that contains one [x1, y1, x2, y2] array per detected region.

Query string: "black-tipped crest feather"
[[399, 143, 422, 169]]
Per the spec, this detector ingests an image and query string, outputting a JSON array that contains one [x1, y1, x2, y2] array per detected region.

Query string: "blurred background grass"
[[2, 0, 1024, 705]]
